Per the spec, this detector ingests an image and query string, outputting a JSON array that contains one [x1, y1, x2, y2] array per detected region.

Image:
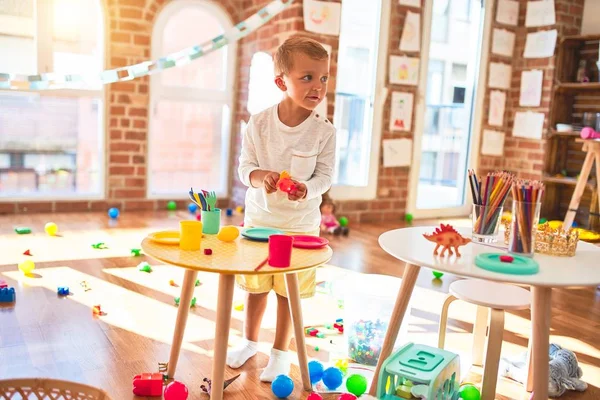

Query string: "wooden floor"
[[0, 210, 599, 400]]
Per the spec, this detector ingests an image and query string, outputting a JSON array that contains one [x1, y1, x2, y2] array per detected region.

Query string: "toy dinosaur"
[[423, 224, 471, 257]]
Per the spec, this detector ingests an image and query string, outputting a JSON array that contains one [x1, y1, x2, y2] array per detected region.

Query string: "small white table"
[[369, 226, 600, 400]]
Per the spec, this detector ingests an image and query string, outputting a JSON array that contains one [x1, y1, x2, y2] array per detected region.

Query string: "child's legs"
[[235, 274, 274, 340]]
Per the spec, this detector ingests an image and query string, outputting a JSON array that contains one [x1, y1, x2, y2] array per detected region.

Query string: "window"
[[247, 52, 282, 115], [149, 1, 235, 198], [431, 0, 449, 43], [0, 0, 104, 199], [333, 0, 383, 193]]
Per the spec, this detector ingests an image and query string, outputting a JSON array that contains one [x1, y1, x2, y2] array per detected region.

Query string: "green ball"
[[346, 374, 368, 397], [459, 384, 481, 400], [432, 271, 444, 279], [539, 218, 548, 224], [339, 216, 349, 227], [405, 213, 414, 223], [167, 201, 177, 211]]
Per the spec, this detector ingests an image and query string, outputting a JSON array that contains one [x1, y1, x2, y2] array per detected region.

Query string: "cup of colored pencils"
[[469, 170, 514, 243], [508, 180, 544, 257]]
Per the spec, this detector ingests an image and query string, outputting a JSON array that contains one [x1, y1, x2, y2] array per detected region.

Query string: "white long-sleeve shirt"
[[238, 104, 337, 232]]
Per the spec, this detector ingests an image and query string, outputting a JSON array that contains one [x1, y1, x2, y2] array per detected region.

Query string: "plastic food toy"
[[277, 171, 297, 193], [423, 224, 471, 257], [132, 373, 163, 396], [217, 226, 240, 242]]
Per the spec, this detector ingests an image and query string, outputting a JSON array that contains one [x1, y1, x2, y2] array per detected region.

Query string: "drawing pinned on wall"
[[513, 111, 545, 140], [481, 130, 506, 156], [491, 28, 515, 57], [496, 0, 519, 26], [303, 0, 341, 36], [488, 90, 506, 127], [519, 70, 544, 107], [399, 0, 420, 7], [390, 92, 414, 132], [488, 62, 512, 89], [400, 11, 421, 52], [526, 0, 555, 27], [389, 56, 419, 86], [524, 29, 557, 58], [383, 138, 413, 167]]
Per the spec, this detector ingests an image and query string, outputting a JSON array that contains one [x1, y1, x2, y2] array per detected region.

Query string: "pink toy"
[[580, 127, 600, 139], [204, 248, 213, 255], [0, 279, 6, 289], [132, 373, 163, 396], [307, 393, 323, 400], [338, 394, 358, 400], [268, 235, 294, 268], [164, 381, 189, 400]]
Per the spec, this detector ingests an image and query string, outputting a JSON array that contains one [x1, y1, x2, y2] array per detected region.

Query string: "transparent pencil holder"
[[508, 201, 541, 257], [471, 204, 503, 243]]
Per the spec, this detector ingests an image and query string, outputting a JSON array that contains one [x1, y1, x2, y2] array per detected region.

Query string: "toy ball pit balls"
[[337, 394, 357, 400], [108, 207, 119, 219], [271, 375, 294, 398], [308, 360, 324, 384], [18, 260, 36, 275], [188, 203, 198, 213], [164, 380, 188, 400], [339, 216, 349, 227], [432, 271, 444, 279], [458, 384, 481, 400], [322, 367, 344, 390], [345, 374, 368, 397], [45, 222, 58, 236], [307, 393, 323, 400], [167, 201, 177, 211], [405, 213, 414, 223]]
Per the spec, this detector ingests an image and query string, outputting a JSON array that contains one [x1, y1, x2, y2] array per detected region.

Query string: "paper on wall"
[[512, 111, 545, 139], [524, 30, 557, 58], [526, 0, 556, 27], [496, 0, 519, 26], [400, 11, 421, 52], [519, 70, 544, 107], [383, 138, 412, 167], [303, 0, 341, 36], [491, 28, 515, 57], [488, 62, 512, 89], [389, 55, 420, 86], [390, 91, 414, 132], [481, 130, 505, 156], [399, 0, 420, 7], [488, 90, 506, 127]]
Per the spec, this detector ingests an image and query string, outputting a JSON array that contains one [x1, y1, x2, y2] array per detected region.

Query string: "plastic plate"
[[290, 235, 329, 249], [241, 227, 284, 242]]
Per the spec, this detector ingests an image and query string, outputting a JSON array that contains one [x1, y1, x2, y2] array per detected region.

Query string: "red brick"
[[133, 119, 146, 129], [120, 0, 145, 7], [120, 8, 143, 19], [111, 32, 131, 43], [110, 106, 125, 116], [111, 57, 127, 66], [16, 202, 53, 213], [132, 155, 145, 164], [110, 142, 140, 152], [128, 107, 147, 117], [112, 82, 136, 92], [55, 201, 91, 212], [120, 119, 130, 127], [518, 141, 542, 150], [109, 166, 136, 175], [118, 94, 131, 104], [125, 177, 146, 187], [110, 129, 122, 140], [110, 154, 130, 163], [124, 200, 155, 211], [125, 131, 146, 141], [134, 35, 150, 46], [0, 202, 16, 214], [119, 21, 145, 32]]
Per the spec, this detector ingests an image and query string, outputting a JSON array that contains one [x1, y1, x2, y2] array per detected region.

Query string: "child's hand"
[[263, 172, 280, 194], [288, 181, 307, 201]]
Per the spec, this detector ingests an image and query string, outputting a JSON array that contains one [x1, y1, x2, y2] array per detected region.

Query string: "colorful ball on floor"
[[337, 393, 357, 400], [307, 393, 323, 400], [339, 216, 349, 227], [345, 374, 367, 397], [271, 375, 294, 398], [45, 222, 58, 236], [405, 213, 414, 224], [167, 201, 177, 211], [164, 380, 188, 400], [308, 360, 324, 384], [188, 203, 198, 213], [458, 384, 481, 400], [322, 367, 343, 390], [108, 207, 119, 219], [18, 260, 35, 275]]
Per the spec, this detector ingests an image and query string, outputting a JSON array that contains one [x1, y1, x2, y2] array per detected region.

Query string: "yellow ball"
[[18, 260, 35, 275], [217, 225, 240, 242], [45, 222, 58, 236], [235, 206, 244, 214]]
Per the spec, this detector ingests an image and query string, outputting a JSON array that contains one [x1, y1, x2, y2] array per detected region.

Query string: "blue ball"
[[108, 207, 119, 219], [271, 374, 294, 398], [188, 202, 198, 214], [226, 208, 233, 217], [322, 367, 343, 390], [308, 360, 324, 384]]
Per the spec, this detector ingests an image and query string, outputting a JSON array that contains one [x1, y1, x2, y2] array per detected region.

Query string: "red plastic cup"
[[268, 235, 294, 268]]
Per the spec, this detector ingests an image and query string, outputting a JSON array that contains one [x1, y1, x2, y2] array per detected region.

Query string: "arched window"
[[0, 0, 105, 198], [149, 0, 235, 198], [247, 52, 282, 115]]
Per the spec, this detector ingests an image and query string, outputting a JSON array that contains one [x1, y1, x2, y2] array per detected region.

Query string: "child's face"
[[278, 53, 329, 111], [321, 203, 334, 214]]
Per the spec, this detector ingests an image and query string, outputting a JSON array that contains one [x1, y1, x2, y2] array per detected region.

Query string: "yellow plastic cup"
[[180, 220, 203, 251]]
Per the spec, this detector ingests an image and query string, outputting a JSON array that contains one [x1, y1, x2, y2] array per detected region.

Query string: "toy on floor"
[[80, 280, 91, 292], [91, 242, 107, 249], [57, 286, 69, 296], [277, 170, 298, 194], [158, 362, 168, 373], [138, 262, 152, 272], [92, 304, 103, 315], [322, 367, 344, 390], [0, 287, 16, 303], [200, 374, 240, 395], [167, 201, 177, 211], [320, 197, 349, 236], [108, 207, 119, 219], [217, 225, 239, 242], [236, 205, 244, 214], [308, 360, 324, 384], [404, 213, 413, 224], [307, 393, 323, 400], [376, 342, 460, 400], [337, 394, 357, 400], [346, 374, 368, 397], [45, 222, 58, 236], [423, 224, 470, 257], [432, 271, 444, 279], [132, 373, 163, 396], [233, 301, 244, 311], [272, 374, 294, 398], [18, 260, 35, 275], [188, 202, 198, 214], [226, 208, 233, 216], [458, 384, 480, 400], [0, 279, 7, 288], [23, 249, 32, 256], [131, 248, 142, 256], [15, 227, 31, 234], [164, 380, 188, 400]]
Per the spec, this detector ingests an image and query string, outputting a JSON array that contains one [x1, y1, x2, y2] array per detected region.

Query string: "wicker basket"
[[0, 378, 112, 400]]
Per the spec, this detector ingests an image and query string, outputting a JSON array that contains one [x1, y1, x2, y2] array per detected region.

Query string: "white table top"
[[379, 226, 600, 287]]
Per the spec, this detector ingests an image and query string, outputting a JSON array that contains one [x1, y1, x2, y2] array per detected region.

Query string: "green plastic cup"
[[201, 208, 221, 234]]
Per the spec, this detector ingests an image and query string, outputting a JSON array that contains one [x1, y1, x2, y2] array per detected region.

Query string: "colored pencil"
[[470, 170, 514, 235]]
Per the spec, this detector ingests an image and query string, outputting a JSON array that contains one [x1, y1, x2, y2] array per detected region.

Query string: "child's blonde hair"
[[274, 36, 329, 75]]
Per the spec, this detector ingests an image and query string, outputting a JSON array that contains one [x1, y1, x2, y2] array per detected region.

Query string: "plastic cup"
[[268, 235, 294, 268], [180, 220, 202, 251], [201, 208, 221, 234]]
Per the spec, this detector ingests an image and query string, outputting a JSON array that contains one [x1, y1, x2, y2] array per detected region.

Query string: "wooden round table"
[[141, 232, 332, 400]]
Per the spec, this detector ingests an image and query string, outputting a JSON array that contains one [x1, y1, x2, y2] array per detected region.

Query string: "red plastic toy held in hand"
[[277, 171, 297, 194]]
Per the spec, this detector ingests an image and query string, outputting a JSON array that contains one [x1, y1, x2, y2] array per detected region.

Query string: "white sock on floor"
[[260, 348, 290, 382], [226, 339, 258, 369]]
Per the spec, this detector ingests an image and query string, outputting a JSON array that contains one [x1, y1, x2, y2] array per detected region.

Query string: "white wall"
[[582, 0, 600, 35]]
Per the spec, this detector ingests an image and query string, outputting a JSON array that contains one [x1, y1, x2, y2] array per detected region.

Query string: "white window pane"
[[0, 1, 35, 74], [247, 52, 282, 114], [160, 6, 226, 90], [149, 100, 226, 195], [0, 93, 103, 197]]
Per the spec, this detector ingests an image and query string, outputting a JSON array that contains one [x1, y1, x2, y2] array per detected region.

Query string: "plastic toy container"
[[343, 274, 411, 366]]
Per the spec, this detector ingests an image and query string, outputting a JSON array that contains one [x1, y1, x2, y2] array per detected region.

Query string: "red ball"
[[196, 214, 201, 221], [164, 381, 188, 400], [307, 393, 323, 400], [337, 394, 357, 400]]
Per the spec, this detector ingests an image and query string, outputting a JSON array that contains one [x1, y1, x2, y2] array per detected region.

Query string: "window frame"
[[147, 0, 236, 200], [0, 0, 107, 201], [329, 0, 390, 200]]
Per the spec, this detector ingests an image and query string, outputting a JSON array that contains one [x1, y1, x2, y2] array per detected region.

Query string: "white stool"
[[438, 279, 531, 399]]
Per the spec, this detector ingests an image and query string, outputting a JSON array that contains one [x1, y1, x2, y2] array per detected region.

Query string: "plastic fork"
[[206, 191, 217, 211]]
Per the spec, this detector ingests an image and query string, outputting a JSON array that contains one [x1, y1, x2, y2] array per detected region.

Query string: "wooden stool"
[[438, 279, 531, 399]]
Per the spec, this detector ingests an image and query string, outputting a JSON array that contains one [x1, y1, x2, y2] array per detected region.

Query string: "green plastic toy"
[[91, 242, 107, 249], [432, 271, 444, 279], [195, 279, 201, 287], [346, 374, 368, 397], [458, 384, 481, 400], [475, 253, 539, 275], [138, 262, 152, 273], [339, 216, 349, 227], [15, 227, 32, 234], [131, 248, 142, 256], [405, 213, 414, 224], [167, 201, 177, 211]]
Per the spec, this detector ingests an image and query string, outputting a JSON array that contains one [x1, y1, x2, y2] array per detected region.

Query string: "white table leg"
[[211, 274, 235, 400], [369, 263, 420, 396], [531, 286, 552, 400], [167, 268, 198, 378], [285, 273, 311, 391]]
